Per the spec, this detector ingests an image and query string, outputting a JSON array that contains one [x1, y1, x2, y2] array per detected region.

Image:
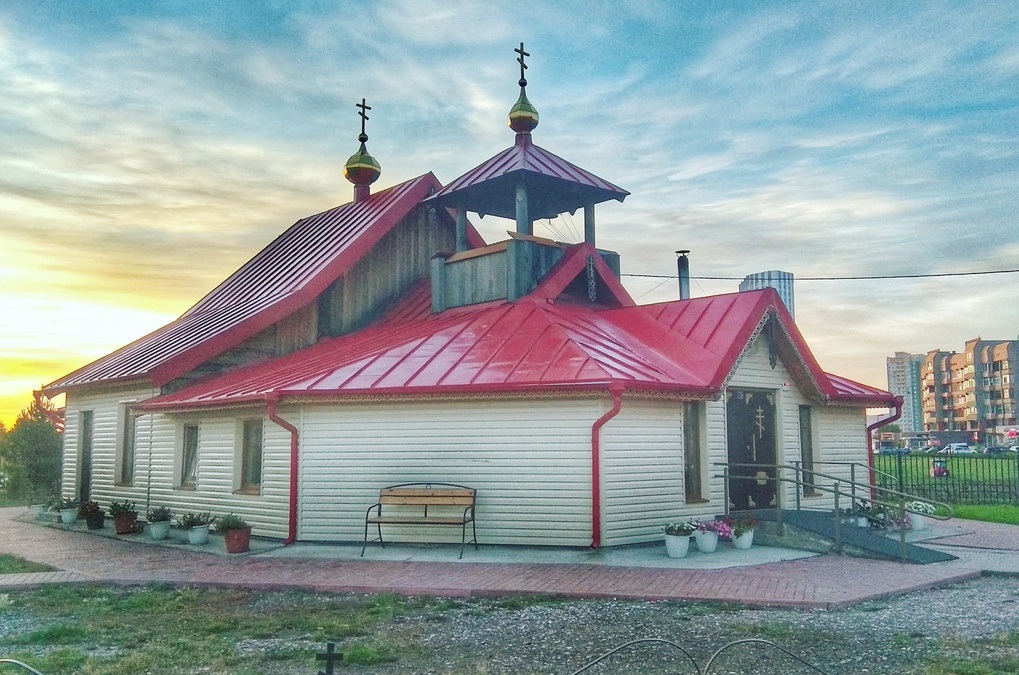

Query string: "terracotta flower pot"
[[224, 527, 251, 554], [113, 512, 138, 535]]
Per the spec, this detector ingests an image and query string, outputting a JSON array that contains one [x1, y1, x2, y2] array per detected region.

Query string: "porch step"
[[752, 510, 957, 564]]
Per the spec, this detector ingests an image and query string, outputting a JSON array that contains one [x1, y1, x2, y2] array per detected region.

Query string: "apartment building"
[[920, 338, 1018, 445], [886, 352, 924, 433]]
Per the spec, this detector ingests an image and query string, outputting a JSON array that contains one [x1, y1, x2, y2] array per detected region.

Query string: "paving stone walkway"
[[0, 507, 1005, 609]]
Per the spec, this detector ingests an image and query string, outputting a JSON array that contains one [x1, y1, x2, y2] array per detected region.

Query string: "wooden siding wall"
[[320, 207, 456, 337], [62, 387, 291, 537], [298, 398, 600, 546], [438, 250, 509, 309]]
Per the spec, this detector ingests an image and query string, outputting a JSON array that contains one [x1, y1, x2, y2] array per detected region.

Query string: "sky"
[[1, 1, 1017, 427]]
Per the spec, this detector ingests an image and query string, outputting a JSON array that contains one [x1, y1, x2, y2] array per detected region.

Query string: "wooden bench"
[[362, 483, 478, 559]]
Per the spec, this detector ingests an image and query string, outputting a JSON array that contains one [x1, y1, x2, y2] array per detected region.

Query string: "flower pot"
[[910, 514, 928, 531], [85, 512, 105, 530], [148, 520, 171, 541], [856, 516, 869, 527], [664, 534, 690, 559], [224, 527, 251, 554], [60, 508, 78, 525], [188, 524, 210, 545], [113, 512, 139, 535], [732, 530, 754, 549], [694, 530, 718, 553]]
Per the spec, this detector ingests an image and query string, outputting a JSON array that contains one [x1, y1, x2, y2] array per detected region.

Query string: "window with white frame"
[[180, 423, 199, 488], [683, 401, 705, 502], [238, 419, 263, 493], [118, 406, 139, 485]]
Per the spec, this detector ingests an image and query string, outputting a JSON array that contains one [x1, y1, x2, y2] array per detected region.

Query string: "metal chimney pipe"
[[676, 250, 691, 300]]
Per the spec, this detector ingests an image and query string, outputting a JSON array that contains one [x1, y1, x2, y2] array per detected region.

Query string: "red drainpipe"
[[266, 393, 300, 545], [865, 397, 902, 500], [590, 385, 624, 549]]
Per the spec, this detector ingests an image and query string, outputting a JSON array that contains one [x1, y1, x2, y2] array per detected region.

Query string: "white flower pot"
[[665, 534, 691, 558], [149, 521, 171, 541], [694, 530, 718, 553], [60, 509, 78, 525], [856, 517, 869, 527], [732, 530, 754, 549], [910, 514, 929, 531], [188, 524, 210, 545]]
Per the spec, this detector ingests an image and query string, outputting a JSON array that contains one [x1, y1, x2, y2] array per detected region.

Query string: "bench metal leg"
[[361, 521, 385, 557]]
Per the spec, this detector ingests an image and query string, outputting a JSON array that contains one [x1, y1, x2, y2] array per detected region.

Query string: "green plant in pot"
[[146, 506, 173, 541], [78, 500, 105, 530], [178, 511, 215, 545], [216, 513, 252, 554], [59, 497, 80, 525], [109, 500, 139, 535]]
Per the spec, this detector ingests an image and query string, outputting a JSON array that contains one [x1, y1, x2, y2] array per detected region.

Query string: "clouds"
[[1, 1, 1018, 423]]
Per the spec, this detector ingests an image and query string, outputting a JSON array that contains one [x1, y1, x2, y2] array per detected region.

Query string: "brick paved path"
[[0, 508, 986, 609]]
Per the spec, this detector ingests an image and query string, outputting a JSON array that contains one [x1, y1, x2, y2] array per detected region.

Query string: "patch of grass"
[[951, 504, 1019, 525], [0, 586, 452, 674], [0, 553, 56, 574]]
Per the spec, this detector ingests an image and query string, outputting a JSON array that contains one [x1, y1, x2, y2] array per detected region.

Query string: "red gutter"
[[866, 397, 903, 500], [590, 384, 623, 549], [265, 393, 300, 545]]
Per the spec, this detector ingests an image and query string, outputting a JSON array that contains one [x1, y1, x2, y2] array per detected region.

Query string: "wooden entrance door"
[[79, 410, 93, 504], [726, 389, 777, 511]]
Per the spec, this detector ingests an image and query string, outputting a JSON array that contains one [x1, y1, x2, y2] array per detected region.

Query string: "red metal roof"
[[139, 285, 896, 411], [427, 134, 629, 220], [44, 174, 470, 392]]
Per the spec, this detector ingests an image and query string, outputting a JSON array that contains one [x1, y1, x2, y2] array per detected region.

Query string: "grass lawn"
[[0, 554, 56, 574], [952, 503, 1019, 525]]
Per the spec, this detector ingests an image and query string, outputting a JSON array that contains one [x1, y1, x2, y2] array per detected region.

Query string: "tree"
[[0, 399, 63, 502]]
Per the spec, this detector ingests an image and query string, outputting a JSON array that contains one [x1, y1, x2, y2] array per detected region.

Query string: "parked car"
[[984, 445, 1009, 454], [940, 443, 976, 454]]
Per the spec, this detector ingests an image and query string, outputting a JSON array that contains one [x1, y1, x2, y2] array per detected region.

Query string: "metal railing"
[[713, 461, 953, 562]]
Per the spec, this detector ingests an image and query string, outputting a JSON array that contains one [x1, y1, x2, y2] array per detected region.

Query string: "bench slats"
[[380, 495, 475, 506], [368, 516, 472, 526]]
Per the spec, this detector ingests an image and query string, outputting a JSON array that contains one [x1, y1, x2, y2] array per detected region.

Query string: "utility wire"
[[622, 268, 1019, 281]]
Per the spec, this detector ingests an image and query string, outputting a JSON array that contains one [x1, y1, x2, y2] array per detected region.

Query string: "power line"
[[622, 268, 1019, 281]]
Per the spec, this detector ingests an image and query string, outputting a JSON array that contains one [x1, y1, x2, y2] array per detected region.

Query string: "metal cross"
[[317, 642, 343, 675], [515, 42, 530, 87], [356, 98, 371, 141], [755, 405, 766, 438]]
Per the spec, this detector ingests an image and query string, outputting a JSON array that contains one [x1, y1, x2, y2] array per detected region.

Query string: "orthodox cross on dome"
[[515, 42, 529, 87], [356, 97, 371, 143], [344, 97, 381, 202], [508, 43, 538, 135]]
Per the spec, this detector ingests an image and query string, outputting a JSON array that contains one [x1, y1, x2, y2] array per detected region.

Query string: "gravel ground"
[[357, 575, 1019, 674]]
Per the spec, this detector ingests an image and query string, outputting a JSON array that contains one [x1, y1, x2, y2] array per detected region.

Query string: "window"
[[180, 424, 199, 488], [118, 407, 138, 485], [239, 419, 263, 493], [799, 405, 818, 496], [683, 402, 704, 501]]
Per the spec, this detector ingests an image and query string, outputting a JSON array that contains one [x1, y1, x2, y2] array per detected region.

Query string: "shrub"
[[177, 512, 215, 528], [216, 514, 249, 532], [108, 500, 137, 516], [147, 506, 173, 523]]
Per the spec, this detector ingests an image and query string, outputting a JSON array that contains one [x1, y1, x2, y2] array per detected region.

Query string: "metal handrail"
[[713, 461, 953, 562]]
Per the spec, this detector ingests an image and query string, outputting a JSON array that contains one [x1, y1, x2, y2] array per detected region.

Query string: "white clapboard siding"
[[63, 388, 290, 537], [600, 399, 684, 545], [298, 398, 601, 547], [705, 334, 871, 513], [61, 385, 158, 506]]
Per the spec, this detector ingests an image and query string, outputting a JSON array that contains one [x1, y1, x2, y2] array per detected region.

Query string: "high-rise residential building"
[[739, 270, 794, 318], [920, 338, 1018, 445], [886, 352, 923, 433]]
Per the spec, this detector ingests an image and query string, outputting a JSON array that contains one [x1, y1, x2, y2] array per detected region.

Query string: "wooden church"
[[43, 46, 897, 548]]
